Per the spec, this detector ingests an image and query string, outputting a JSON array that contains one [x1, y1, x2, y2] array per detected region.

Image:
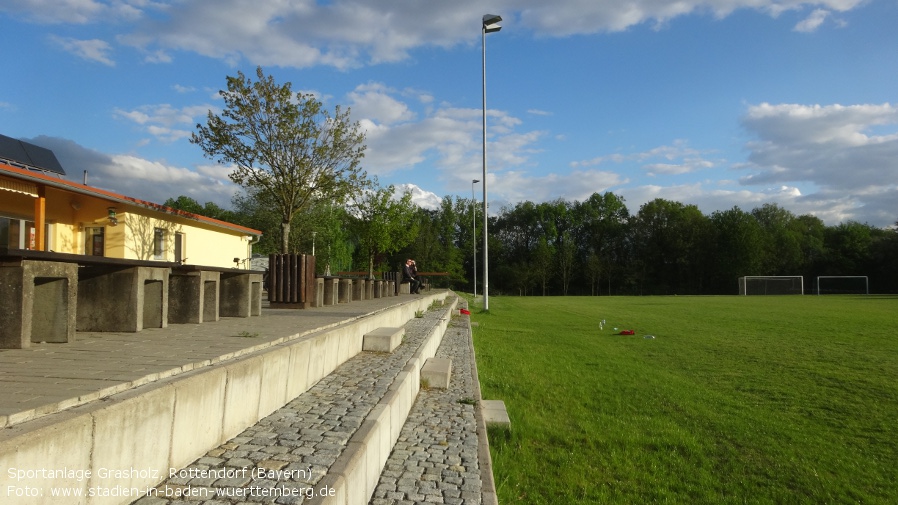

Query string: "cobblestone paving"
[[132, 299, 458, 505], [370, 304, 481, 505]]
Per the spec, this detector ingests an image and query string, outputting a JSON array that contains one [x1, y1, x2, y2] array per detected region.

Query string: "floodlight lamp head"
[[482, 14, 502, 33]]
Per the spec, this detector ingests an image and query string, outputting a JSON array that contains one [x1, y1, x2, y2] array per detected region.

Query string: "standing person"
[[403, 259, 421, 294]]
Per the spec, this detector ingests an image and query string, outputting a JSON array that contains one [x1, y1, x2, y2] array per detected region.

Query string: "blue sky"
[[1, 0, 896, 227]]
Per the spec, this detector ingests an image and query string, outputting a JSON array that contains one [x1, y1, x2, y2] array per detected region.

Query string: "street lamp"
[[311, 231, 317, 257], [472, 179, 480, 297], [482, 13, 501, 311]]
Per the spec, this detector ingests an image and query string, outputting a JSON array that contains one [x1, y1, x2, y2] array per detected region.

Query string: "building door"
[[174, 232, 184, 263], [86, 227, 104, 256]]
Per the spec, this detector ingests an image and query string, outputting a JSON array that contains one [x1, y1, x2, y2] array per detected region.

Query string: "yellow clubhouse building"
[[0, 136, 261, 268]]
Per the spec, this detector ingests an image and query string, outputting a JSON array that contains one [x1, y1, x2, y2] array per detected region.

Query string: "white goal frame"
[[738, 276, 804, 295], [816, 276, 869, 295]]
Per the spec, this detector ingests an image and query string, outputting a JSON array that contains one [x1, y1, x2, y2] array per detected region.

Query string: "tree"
[[163, 195, 236, 223], [349, 185, 419, 278], [709, 206, 764, 292], [191, 66, 369, 253]]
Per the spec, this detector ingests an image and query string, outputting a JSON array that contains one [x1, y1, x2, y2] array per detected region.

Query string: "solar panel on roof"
[[0, 133, 66, 175]]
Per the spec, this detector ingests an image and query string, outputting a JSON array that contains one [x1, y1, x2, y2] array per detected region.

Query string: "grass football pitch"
[[468, 295, 898, 504]]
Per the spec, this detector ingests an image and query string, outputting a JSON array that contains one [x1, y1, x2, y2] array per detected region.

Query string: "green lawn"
[[469, 295, 898, 504]]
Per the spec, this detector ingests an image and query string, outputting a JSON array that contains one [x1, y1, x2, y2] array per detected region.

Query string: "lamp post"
[[482, 13, 501, 311], [311, 231, 317, 257], [472, 179, 480, 297]]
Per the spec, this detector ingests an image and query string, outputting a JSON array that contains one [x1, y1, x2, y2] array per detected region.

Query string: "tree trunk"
[[281, 220, 291, 254]]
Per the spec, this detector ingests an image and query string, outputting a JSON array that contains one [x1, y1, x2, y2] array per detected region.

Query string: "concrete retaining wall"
[[0, 292, 448, 505]]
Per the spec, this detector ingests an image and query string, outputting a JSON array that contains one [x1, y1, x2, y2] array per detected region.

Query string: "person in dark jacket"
[[403, 259, 421, 294]]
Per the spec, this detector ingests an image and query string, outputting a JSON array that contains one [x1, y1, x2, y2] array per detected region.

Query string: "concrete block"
[[365, 279, 374, 299], [362, 327, 404, 353], [398, 282, 410, 295], [352, 279, 363, 301], [322, 277, 339, 306], [338, 278, 353, 303], [88, 385, 176, 505], [286, 339, 312, 399], [421, 358, 452, 389], [0, 259, 77, 348], [373, 279, 383, 298], [337, 324, 362, 364], [258, 346, 291, 418], [481, 400, 511, 429], [220, 271, 263, 317], [77, 266, 169, 332], [221, 355, 263, 438], [306, 334, 328, 386], [170, 367, 227, 468], [0, 412, 93, 505], [168, 269, 220, 324], [329, 440, 367, 505], [312, 277, 325, 307]]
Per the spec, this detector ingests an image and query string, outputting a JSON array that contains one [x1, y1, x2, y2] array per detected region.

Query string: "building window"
[[154, 228, 166, 260], [85, 227, 104, 256], [1, 216, 52, 251]]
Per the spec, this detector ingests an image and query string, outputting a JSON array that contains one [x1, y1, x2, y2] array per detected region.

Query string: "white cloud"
[[24, 135, 237, 206], [50, 36, 115, 65], [395, 183, 442, 210], [793, 9, 830, 32], [347, 83, 415, 126], [572, 139, 720, 175], [102, 153, 237, 204], [494, 169, 627, 206], [35, 0, 850, 69], [0, 0, 114, 24], [114, 103, 214, 142], [738, 102, 898, 225]]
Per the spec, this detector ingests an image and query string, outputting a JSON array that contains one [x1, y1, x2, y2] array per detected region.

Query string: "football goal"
[[816, 276, 869, 295], [738, 276, 804, 295]]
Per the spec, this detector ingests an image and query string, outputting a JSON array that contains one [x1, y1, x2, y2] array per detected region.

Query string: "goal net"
[[738, 276, 804, 295], [816, 276, 869, 295]]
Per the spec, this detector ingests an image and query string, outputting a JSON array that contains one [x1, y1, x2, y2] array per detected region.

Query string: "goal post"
[[738, 276, 804, 295], [816, 276, 869, 295]]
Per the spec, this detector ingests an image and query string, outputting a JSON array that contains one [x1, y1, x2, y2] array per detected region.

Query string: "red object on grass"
[[460, 308, 471, 315], [619, 329, 635, 335]]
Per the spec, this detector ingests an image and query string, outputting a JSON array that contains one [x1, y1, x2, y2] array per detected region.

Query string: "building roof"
[[0, 161, 262, 237], [0, 134, 66, 175]]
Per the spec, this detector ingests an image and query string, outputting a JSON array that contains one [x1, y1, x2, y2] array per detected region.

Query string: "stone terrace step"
[[133, 297, 458, 505], [371, 307, 488, 505]]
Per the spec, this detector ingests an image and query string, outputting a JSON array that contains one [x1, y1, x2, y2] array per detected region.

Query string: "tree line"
[[166, 192, 898, 296]]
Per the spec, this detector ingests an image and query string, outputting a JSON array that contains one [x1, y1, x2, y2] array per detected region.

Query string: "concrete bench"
[[219, 270, 263, 317], [338, 278, 353, 303], [168, 269, 219, 324], [421, 357, 452, 389], [0, 259, 78, 348], [321, 277, 339, 306], [481, 400, 511, 429], [362, 327, 404, 353], [77, 264, 170, 332]]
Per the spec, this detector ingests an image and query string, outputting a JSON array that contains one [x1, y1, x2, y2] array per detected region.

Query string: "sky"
[[1, 0, 896, 228]]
